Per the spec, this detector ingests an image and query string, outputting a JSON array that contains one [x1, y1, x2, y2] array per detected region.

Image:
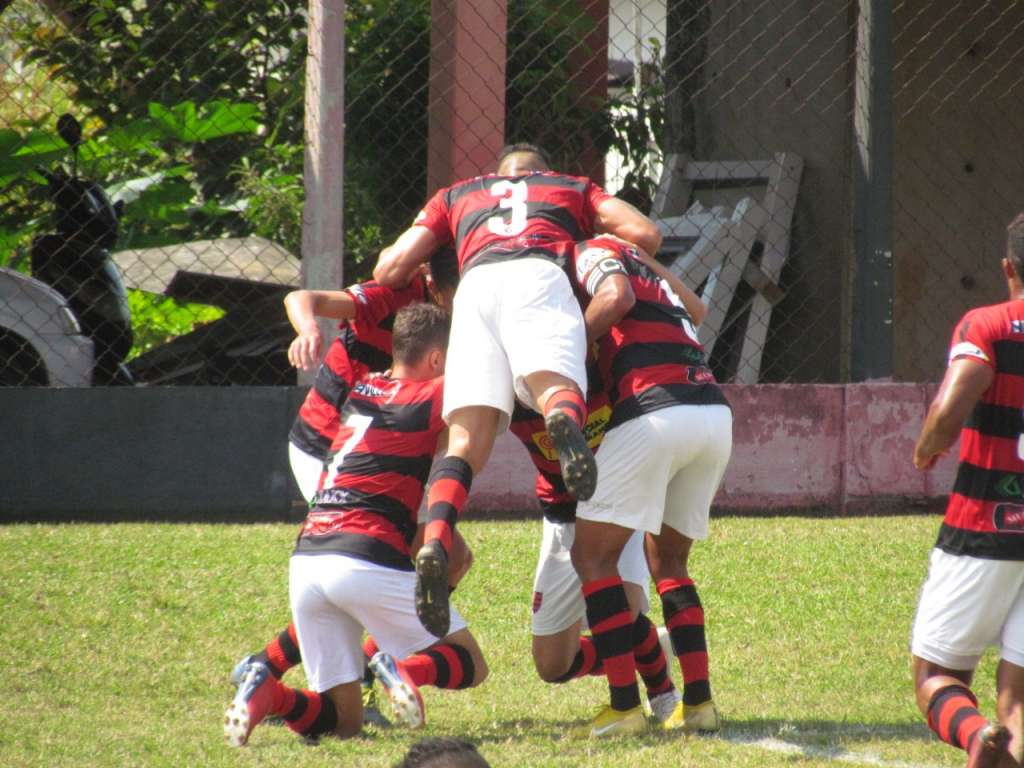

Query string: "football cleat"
[[571, 705, 647, 739], [415, 539, 450, 637], [361, 682, 392, 728], [649, 689, 682, 724], [368, 652, 425, 729], [224, 660, 280, 747], [544, 410, 598, 501], [229, 654, 256, 686], [966, 722, 1011, 768], [662, 699, 722, 734]]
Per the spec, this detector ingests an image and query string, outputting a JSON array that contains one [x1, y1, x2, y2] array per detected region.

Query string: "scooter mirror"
[[56, 113, 83, 152]]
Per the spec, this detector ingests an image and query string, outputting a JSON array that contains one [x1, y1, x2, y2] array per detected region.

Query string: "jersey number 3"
[[487, 180, 529, 237]]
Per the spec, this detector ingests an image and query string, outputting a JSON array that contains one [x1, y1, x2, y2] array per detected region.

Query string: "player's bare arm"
[[583, 272, 635, 345], [913, 357, 994, 469], [284, 289, 358, 371], [594, 196, 663, 256], [374, 225, 439, 288]]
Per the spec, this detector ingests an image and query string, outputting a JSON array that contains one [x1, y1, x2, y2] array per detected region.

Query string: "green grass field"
[[0, 515, 999, 767]]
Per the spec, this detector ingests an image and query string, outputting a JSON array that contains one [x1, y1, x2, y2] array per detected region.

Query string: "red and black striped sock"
[[423, 457, 473, 556], [256, 623, 301, 679], [633, 613, 675, 699], [926, 684, 989, 752], [542, 387, 587, 430], [552, 635, 604, 682], [399, 642, 477, 689], [658, 578, 711, 706], [582, 576, 641, 711], [275, 685, 338, 739]]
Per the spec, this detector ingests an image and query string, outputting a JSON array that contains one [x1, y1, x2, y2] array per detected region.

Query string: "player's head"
[[496, 142, 551, 176], [425, 246, 459, 312], [393, 737, 490, 768], [1005, 212, 1024, 291], [391, 302, 450, 379]]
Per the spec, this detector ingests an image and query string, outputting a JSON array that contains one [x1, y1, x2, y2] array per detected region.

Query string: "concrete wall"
[[0, 384, 954, 520], [892, 0, 1024, 380]]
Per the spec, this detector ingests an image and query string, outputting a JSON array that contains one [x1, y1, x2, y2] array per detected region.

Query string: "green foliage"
[[126, 289, 224, 359]]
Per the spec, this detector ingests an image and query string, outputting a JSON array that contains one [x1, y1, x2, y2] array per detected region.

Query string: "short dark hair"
[[391, 302, 451, 365], [394, 737, 490, 768], [429, 246, 459, 292], [1007, 213, 1024, 276], [497, 142, 551, 171]]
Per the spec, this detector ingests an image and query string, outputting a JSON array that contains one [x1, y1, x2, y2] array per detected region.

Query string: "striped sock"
[[257, 623, 301, 679], [543, 387, 587, 430], [399, 642, 477, 689], [275, 686, 338, 738], [658, 578, 711, 706], [583, 576, 641, 711], [423, 456, 473, 555], [552, 635, 604, 682], [927, 684, 988, 751], [633, 613, 675, 699]]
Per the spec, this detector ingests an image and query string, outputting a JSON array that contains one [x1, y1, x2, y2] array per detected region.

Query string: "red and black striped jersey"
[[414, 172, 614, 274], [509, 386, 612, 524], [288, 278, 427, 459], [294, 372, 446, 570], [572, 237, 729, 430], [937, 299, 1024, 560]]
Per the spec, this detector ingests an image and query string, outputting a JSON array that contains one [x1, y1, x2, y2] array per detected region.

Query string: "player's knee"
[[465, 649, 488, 688], [533, 653, 570, 683]]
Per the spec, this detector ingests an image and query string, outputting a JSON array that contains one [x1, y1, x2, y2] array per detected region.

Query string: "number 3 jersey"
[[414, 171, 613, 274], [939, 299, 1024, 559], [572, 237, 730, 430], [293, 372, 446, 571]]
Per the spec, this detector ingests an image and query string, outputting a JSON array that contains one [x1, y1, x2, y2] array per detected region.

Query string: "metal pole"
[[851, 0, 893, 381], [301, 0, 345, 382]]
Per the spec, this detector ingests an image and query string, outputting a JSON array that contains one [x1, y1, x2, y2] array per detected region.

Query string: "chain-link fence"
[[1, 0, 1020, 387]]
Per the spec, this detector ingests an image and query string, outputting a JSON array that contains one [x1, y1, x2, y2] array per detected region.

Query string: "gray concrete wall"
[[0, 387, 307, 519]]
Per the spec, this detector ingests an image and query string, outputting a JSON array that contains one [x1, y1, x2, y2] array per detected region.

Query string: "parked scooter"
[[30, 114, 134, 385]]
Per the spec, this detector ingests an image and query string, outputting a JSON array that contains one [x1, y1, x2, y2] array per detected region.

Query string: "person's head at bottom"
[[394, 737, 490, 768]]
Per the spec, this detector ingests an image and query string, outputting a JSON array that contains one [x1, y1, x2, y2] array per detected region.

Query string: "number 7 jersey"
[[294, 372, 447, 571], [414, 171, 614, 274]]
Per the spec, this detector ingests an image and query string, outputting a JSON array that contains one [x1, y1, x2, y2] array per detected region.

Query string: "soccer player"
[[373, 143, 663, 639], [567, 236, 732, 737], [285, 248, 458, 502], [225, 304, 488, 746], [910, 214, 1024, 768], [509, 397, 682, 725]]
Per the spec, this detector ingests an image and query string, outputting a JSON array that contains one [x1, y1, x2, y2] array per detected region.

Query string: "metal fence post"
[[851, 0, 893, 381], [301, 0, 346, 382]]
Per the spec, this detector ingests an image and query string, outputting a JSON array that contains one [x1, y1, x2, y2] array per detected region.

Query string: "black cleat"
[[415, 539, 450, 637], [967, 722, 1011, 768], [545, 410, 598, 501]]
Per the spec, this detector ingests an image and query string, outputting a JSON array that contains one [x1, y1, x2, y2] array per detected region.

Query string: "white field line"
[[721, 733, 949, 768]]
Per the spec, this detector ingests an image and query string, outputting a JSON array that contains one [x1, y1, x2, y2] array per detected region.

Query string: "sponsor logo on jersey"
[[530, 404, 612, 460], [532, 591, 543, 614], [315, 488, 353, 506], [349, 283, 368, 304], [1013, 319, 1024, 335], [996, 473, 1024, 500], [353, 380, 389, 398], [993, 504, 1024, 533]]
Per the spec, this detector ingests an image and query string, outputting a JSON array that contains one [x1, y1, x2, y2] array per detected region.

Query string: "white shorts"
[[289, 442, 325, 505], [576, 404, 732, 537], [531, 518, 650, 636], [289, 553, 468, 692], [911, 548, 1024, 669], [443, 259, 587, 433]]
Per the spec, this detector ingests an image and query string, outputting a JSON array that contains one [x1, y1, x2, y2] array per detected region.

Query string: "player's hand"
[[288, 330, 321, 371], [913, 448, 944, 471]]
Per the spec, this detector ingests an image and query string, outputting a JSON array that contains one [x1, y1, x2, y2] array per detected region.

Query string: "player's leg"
[[502, 259, 595, 500], [996, 660, 1024, 764], [911, 550, 1024, 765]]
